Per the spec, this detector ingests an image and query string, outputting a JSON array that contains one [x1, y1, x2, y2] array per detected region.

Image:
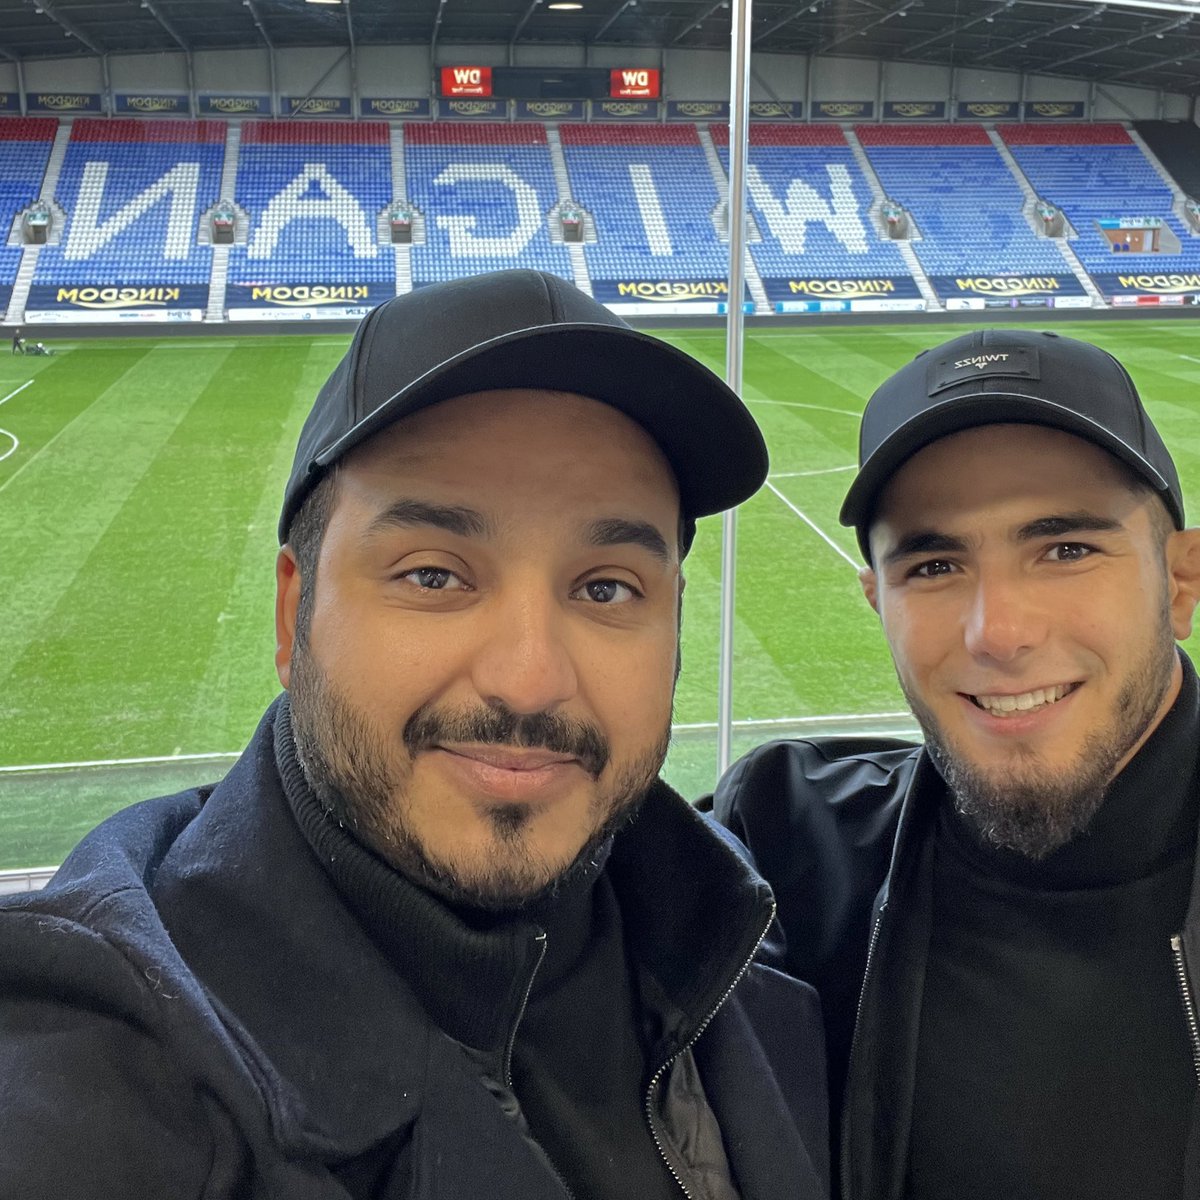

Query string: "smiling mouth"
[[968, 682, 1079, 717], [437, 745, 579, 772]]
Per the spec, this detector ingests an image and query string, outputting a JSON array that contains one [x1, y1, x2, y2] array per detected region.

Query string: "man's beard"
[[288, 641, 670, 910], [902, 605, 1178, 861]]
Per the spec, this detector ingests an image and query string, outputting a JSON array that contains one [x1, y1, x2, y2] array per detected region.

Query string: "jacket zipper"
[[502, 931, 578, 1199], [1170, 934, 1200, 1085], [642, 899, 777, 1199], [503, 930, 548, 1089], [841, 902, 887, 1200]]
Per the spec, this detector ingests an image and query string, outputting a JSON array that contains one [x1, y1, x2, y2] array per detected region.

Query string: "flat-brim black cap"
[[840, 329, 1184, 561], [280, 270, 768, 546]]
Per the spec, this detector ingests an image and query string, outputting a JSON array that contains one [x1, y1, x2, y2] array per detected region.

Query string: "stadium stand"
[[0, 119, 57, 311], [405, 122, 572, 286], [856, 123, 1076, 300], [28, 119, 223, 314], [227, 120, 395, 312], [559, 123, 728, 304], [1001, 123, 1200, 295], [711, 123, 917, 304]]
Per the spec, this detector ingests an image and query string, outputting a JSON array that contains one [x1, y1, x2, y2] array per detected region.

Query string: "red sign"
[[441, 66, 492, 97], [610, 68, 660, 99]]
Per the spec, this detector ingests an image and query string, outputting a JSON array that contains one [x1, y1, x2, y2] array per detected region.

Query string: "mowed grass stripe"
[[676, 508, 819, 725], [1, 347, 164, 685], [185, 338, 352, 753], [1, 345, 242, 760]]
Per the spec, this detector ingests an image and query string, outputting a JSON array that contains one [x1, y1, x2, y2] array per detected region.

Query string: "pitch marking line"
[[0, 380, 33, 466], [765, 480, 860, 569], [0, 712, 918, 773], [0, 381, 34, 408], [745, 397, 861, 417], [770, 465, 855, 479]]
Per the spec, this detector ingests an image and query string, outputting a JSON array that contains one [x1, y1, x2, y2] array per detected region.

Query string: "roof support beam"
[[752, 3, 810, 46], [140, 0, 190, 52], [671, 0, 727, 45], [431, 0, 447, 61], [591, 0, 635, 42], [1107, 45, 1200, 81], [510, 0, 541, 48], [817, 0, 919, 55], [1037, 12, 1191, 71], [32, 0, 105, 55], [898, 0, 1013, 57], [973, 5, 1105, 64]]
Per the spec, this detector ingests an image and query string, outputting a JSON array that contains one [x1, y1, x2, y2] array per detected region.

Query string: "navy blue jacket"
[[0, 702, 829, 1199]]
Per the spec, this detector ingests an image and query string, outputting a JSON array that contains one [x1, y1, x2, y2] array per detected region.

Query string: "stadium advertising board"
[[883, 101, 946, 120], [667, 101, 730, 121], [1023, 101, 1086, 120], [24, 284, 208, 323], [750, 101, 801, 120], [516, 100, 586, 121], [439, 99, 508, 119], [441, 67, 492, 97], [26, 93, 103, 114], [0, 93, 21, 112], [762, 276, 922, 303], [115, 93, 189, 115], [360, 98, 432, 119], [200, 94, 271, 115], [592, 101, 661, 120], [224, 282, 396, 322], [813, 101, 874, 120], [591, 280, 746, 314], [1093, 272, 1200, 300], [285, 96, 352, 117], [930, 274, 1085, 300], [957, 101, 1019, 120], [610, 69, 660, 99]]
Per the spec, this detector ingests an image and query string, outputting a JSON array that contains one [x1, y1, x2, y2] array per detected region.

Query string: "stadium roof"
[[3, 0, 1200, 98]]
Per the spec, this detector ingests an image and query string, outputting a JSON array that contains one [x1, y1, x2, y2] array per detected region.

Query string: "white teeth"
[[974, 684, 1072, 717]]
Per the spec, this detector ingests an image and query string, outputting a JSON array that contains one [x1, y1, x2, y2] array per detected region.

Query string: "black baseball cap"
[[279, 269, 768, 549], [840, 329, 1184, 561]]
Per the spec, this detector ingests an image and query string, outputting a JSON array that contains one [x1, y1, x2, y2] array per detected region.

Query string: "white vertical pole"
[[716, 0, 753, 780]]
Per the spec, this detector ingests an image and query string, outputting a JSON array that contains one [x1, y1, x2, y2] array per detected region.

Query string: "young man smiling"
[[712, 329, 1200, 1200], [0, 271, 828, 1199]]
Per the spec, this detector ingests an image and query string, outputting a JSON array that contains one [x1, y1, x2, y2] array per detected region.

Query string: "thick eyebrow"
[[1016, 513, 1124, 541], [364, 498, 490, 540], [586, 518, 672, 564], [881, 530, 969, 569]]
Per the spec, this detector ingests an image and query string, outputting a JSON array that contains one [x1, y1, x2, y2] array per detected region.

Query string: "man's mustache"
[[404, 703, 611, 779]]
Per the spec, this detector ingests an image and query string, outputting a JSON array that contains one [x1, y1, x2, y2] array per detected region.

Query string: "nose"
[[469, 587, 578, 715], [962, 568, 1046, 664]]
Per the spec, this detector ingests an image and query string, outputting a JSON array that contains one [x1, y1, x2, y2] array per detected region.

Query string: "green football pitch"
[[5, 320, 1200, 869]]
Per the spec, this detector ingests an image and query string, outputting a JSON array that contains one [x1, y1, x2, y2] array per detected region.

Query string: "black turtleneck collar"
[[939, 650, 1200, 889], [274, 694, 608, 1055]]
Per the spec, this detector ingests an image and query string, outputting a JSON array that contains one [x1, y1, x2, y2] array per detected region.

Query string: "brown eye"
[[400, 567, 463, 591], [573, 579, 637, 604]]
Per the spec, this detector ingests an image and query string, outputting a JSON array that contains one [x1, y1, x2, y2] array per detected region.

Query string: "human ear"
[[1165, 528, 1200, 641], [275, 547, 302, 687], [860, 565, 880, 616]]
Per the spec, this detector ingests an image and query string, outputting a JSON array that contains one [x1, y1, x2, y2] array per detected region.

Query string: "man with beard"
[[0, 271, 828, 1199], [710, 329, 1200, 1200]]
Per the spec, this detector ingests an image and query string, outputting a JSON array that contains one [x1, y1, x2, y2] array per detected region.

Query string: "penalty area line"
[[0, 380, 34, 408], [765, 481, 860, 570]]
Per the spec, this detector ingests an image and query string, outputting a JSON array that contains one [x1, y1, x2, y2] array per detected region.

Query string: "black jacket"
[[0, 700, 830, 1199], [711, 733, 1200, 1200]]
